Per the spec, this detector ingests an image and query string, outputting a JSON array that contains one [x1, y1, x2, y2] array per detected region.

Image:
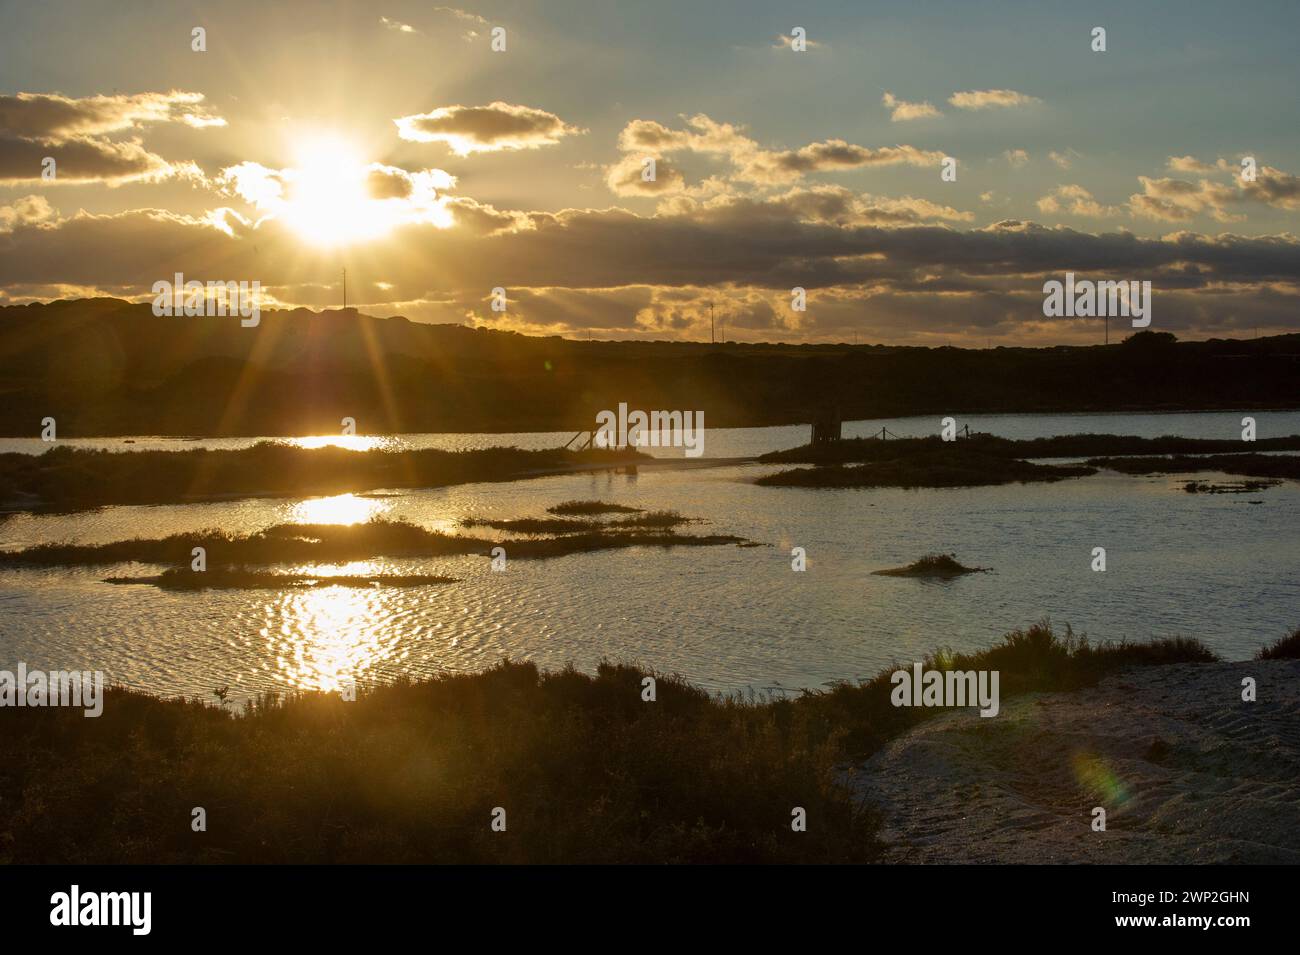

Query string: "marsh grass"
[[0, 621, 1236, 864], [1088, 453, 1300, 480], [1181, 479, 1280, 494], [756, 452, 1093, 489], [0, 517, 743, 570], [547, 500, 643, 515], [871, 553, 989, 577], [0, 443, 648, 513], [461, 510, 691, 535], [759, 433, 1300, 466], [0, 519, 485, 568], [105, 568, 459, 591], [1257, 628, 1300, 660]]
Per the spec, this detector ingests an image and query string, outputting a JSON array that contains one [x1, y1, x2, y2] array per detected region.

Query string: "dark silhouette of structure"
[[810, 405, 842, 445]]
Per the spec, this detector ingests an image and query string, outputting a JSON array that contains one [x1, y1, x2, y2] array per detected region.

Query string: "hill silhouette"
[[1, 298, 1297, 436]]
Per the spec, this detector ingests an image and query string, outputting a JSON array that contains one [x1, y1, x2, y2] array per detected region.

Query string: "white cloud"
[[948, 89, 1040, 110], [882, 92, 941, 122]]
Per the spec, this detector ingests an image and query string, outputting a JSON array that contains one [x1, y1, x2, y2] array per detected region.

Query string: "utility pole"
[[710, 301, 715, 344]]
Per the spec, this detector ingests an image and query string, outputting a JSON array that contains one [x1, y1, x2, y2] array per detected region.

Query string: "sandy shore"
[[847, 659, 1300, 863]]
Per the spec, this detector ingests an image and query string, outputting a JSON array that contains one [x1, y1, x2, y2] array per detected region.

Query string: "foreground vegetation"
[[0, 622, 1255, 863], [0, 443, 646, 512], [1258, 627, 1300, 660]]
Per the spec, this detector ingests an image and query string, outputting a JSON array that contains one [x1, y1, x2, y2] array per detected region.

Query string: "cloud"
[[0, 91, 224, 140], [444, 196, 534, 236], [772, 33, 825, 51], [1130, 159, 1300, 221], [740, 141, 943, 183], [0, 90, 221, 186], [1167, 155, 1214, 173], [1129, 176, 1242, 222], [612, 113, 943, 191], [759, 186, 973, 226], [1036, 184, 1116, 218], [0, 194, 56, 233], [433, 6, 489, 28], [6, 194, 1297, 320], [394, 102, 584, 155], [604, 153, 688, 196], [1240, 164, 1300, 211], [0, 133, 200, 185], [215, 159, 456, 236], [380, 16, 419, 34], [948, 89, 1040, 110], [1049, 149, 1078, 170], [1004, 149, 1029, 168], [882, 92, 941, 122]]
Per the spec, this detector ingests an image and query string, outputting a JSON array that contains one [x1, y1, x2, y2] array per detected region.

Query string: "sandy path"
[[846, 660, 1300, 863]]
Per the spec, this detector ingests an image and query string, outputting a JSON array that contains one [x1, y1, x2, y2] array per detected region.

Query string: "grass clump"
[[759, 433, 1300, 466], [756, 452, 1093, 489], [1257, 628, 1300, 660], [503, 531, 744, 559], [793, 622, 1221, 755], [0, 516, 743, 571], [871, 553, 988, 577], [105, 568, 458, 591], [0, 519, 486, 568], [461, 510, 690, 535], [0, 443, 648, 513], [1181, 480, 1280, 494], [461, 516, 598, 534], [1088, 453, 1300, 480], [547, 500, 643, 515]]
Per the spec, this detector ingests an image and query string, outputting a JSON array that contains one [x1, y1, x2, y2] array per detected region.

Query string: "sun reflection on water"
[[287, 435, 386, 452], [262, 584, 400, 692], [292, 493, 387, 525]]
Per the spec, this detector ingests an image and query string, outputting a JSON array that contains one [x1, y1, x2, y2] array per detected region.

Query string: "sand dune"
[[848, 660, 1300, 863]]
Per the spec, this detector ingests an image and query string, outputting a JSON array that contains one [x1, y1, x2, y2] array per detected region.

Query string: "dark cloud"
[[394, 102, 583, 155], [1, 198, 1297, 342], [0, 91, 220, 185], [0, 91, 224, 140], [0, 133, 189, 184]]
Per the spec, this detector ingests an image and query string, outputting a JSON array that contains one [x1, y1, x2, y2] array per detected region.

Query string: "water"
[[1, 410, 1297, 703], [3, 409, 1298, 459]]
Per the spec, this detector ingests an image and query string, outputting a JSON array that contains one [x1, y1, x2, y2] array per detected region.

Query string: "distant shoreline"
[[3, 405, 1300, 441], [4, 301, 1298, 437]]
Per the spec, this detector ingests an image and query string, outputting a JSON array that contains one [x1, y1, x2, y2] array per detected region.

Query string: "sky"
[[1, 0, 1298, 345]]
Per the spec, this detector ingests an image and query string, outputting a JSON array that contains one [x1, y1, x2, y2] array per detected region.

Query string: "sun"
[[282, 135, 388, 246]]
